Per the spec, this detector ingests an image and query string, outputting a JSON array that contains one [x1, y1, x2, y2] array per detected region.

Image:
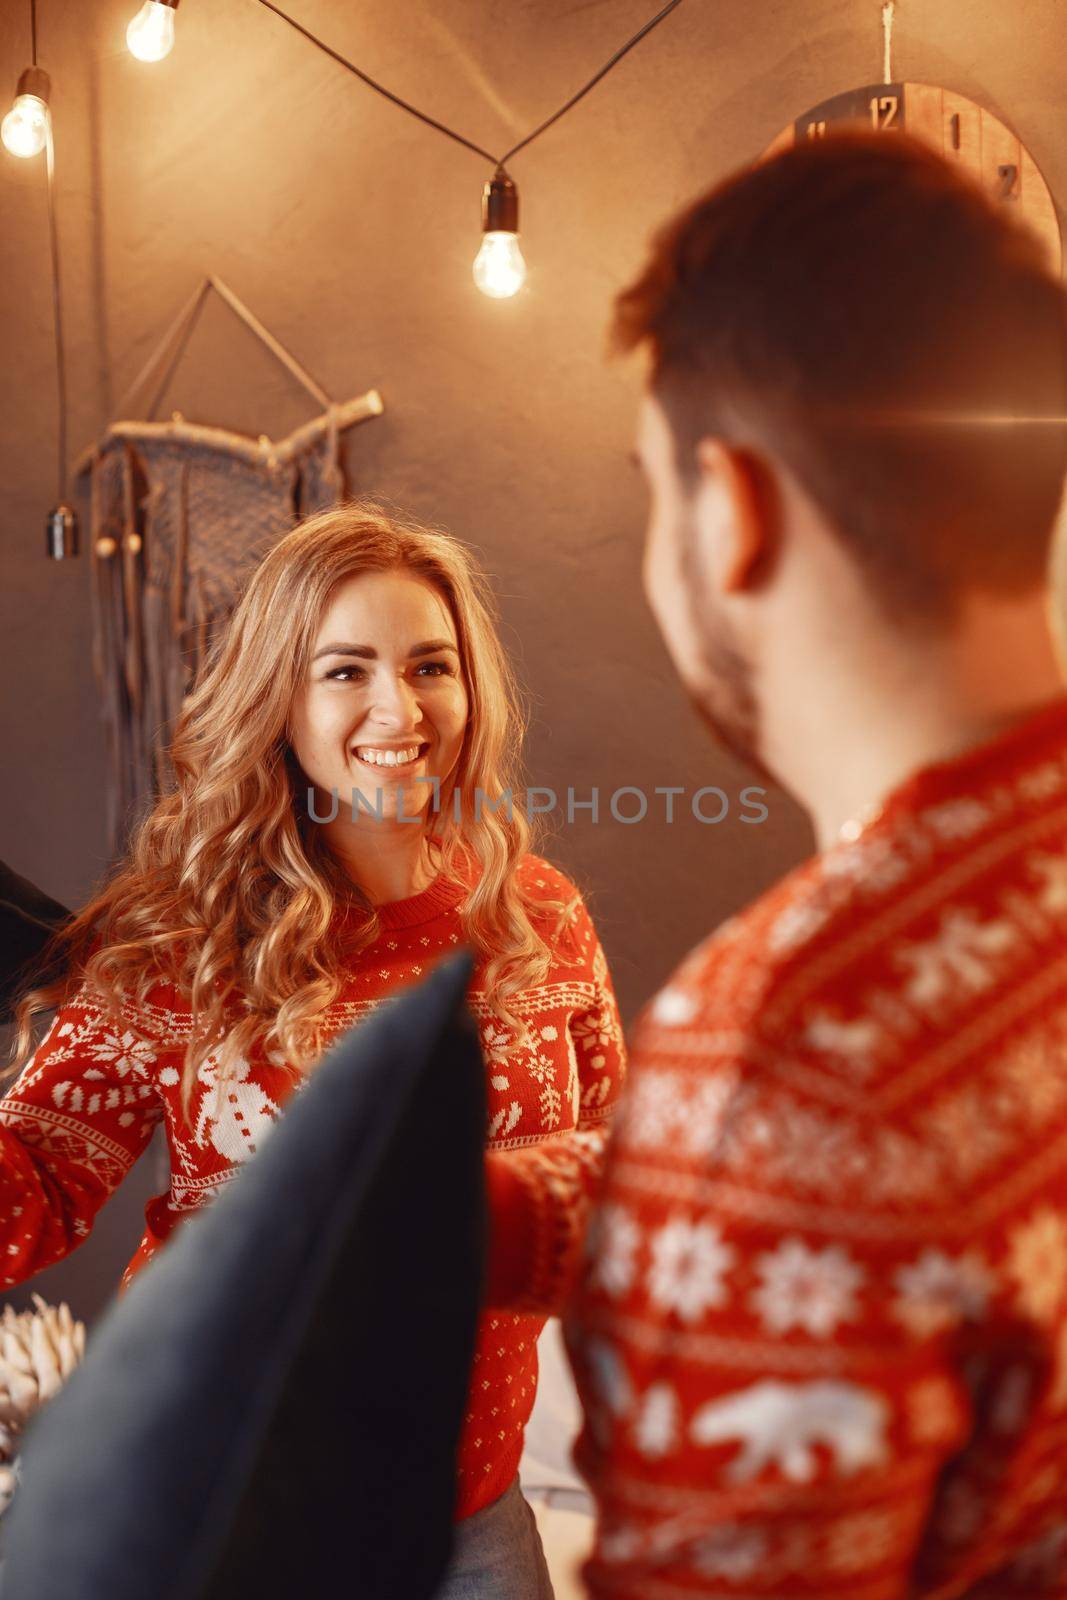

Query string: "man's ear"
[[693, 437, 772, 595]]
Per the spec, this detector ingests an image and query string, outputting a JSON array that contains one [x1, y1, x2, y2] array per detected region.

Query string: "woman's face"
[[289, 570, 469, 827]]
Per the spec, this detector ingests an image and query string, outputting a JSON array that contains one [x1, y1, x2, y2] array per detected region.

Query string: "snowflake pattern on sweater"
[[0, 855, 625, 1521], [567, 698, 1067, 1599]]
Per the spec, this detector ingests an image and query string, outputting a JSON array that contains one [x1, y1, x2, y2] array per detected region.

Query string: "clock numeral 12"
[[869, 95, 900, 130]]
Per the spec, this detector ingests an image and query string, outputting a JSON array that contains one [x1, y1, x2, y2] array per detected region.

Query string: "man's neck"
[[764, 591, 1067, 852], [807, 699, 1063, 849]]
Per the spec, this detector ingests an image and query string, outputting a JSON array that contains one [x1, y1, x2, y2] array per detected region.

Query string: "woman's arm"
[[0, 983, 166, 1289], [484, 899, 627, 1315]]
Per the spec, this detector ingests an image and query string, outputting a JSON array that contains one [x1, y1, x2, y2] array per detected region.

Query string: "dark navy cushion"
[[0, 859, 69, 1024], [4, 952, 486, 1600]]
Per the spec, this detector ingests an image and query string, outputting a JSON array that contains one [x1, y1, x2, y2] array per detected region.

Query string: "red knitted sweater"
[[568, 698, 1067, 1598], [0, 854, 625, 1520]]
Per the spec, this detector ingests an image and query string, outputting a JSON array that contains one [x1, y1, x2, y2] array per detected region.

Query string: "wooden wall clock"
[[764, 83, 1061, 275]]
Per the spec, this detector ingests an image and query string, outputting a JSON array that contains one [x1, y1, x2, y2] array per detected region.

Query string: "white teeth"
[[355, 745, 422, 767]]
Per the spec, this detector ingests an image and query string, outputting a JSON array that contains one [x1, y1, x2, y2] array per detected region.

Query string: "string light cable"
[[2, 0, 77, 556], [252, 0, 687, 295], [43, 106, 75, 558]]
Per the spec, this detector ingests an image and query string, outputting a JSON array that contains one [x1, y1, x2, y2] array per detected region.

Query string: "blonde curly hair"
[[11, 501, 569, 1114]]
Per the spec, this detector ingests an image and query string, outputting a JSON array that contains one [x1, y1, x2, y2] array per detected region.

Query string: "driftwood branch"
[[74, 389, 384, 479]]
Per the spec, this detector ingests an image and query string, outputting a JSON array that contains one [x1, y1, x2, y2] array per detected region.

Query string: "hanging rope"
[[44, 120, 68, 502], [254, 0, 687, 171], [105, 274, 333, 432], [207, 275, 333, 409], [108, 278, 211, 427], [882, 0, 895, 84]]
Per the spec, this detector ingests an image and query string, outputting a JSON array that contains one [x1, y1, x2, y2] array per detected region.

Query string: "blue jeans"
[[433, 1479, 556, 1600]]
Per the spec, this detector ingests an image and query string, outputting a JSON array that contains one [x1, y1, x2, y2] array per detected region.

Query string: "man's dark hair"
[[615, 128, 1067, 623]]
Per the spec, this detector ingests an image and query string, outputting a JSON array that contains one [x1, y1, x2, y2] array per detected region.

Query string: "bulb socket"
[[46, 504, 80, 560], [482, 170, 519, 235], [155, 0, 180, 8], [16, 66, 50, 105]]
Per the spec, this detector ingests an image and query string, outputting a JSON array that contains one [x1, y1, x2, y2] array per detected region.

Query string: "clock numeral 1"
[[806, 120, 827, 140], [997, 163, 1019, 201], [869, 94, 900, 130]]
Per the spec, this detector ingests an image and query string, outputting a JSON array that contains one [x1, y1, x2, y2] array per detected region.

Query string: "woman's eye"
[[322, 660, 455, 684]]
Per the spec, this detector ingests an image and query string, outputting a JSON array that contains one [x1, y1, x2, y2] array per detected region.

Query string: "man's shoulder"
[[617, 861, 927, 1216], [622, 794, 1067, 1215], [630, 846, 847, 1040], [625, 818, 948, 1115], [632, 792, 1041, 1048]]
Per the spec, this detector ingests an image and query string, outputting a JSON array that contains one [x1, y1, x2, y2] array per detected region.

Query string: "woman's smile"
[[351, 740, 430, 774]]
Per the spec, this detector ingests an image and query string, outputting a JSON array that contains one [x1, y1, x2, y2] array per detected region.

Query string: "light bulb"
[[2, 69, 50, 159], [126, 0, 177, 62], [474, 171, 526, 300], [473, 231, 527, 299], [2, 91, 48, 157]]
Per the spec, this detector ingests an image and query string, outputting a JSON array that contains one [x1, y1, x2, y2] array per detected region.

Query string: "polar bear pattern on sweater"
[[691, 1379, 890, 1484]]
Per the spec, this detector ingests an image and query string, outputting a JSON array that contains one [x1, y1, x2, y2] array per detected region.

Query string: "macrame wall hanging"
[[73, 274, 384, 858]]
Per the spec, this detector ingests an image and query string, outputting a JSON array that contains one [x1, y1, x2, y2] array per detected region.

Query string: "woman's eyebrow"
[[310, 639, 459, 661], [311, 643, 377, 661], [409, 640, 459, 657]]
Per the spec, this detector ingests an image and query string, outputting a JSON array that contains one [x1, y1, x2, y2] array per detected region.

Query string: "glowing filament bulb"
[[126, 0, 177, 62], [2, 70, 50, 159], [474, 169, 526, 300], [473, 232, 527, 299], [2, 91, 48, 157]]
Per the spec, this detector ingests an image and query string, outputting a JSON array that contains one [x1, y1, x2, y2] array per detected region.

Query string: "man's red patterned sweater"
[[0, 855, 626, 1520], [567, 698, 1067, 1599]]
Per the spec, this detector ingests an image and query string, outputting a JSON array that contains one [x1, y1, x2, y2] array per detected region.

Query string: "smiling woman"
[[290, 568, 471, 892], [5, 501, 626, 1599]]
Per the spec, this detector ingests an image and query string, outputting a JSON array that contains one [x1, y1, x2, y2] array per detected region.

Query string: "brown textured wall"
[[1, 0, 1063, 1318]]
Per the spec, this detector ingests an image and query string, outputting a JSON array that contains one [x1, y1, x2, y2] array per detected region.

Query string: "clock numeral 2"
[[997, 163, 1019, 201], [869, 95, 899, 130]]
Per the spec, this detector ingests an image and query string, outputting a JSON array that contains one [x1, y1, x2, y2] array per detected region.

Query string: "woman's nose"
[[368, 672, 420, 728]]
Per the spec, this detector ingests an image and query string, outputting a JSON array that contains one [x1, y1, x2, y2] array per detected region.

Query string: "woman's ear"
[[693, 438, 773, 596]]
